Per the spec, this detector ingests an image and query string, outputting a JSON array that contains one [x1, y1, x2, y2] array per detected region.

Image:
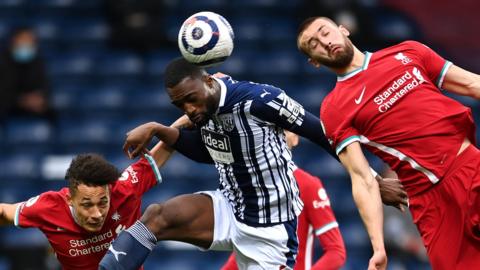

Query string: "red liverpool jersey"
[[14, 155, 161, 270], [294, 168, 343, 270], [221, 168, 344, 270], [321, 40, 475, 196]]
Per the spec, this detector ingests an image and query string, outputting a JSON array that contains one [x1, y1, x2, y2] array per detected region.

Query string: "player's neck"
[[332, 47, 365, 75]]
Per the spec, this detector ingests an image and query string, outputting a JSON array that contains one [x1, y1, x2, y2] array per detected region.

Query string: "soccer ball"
[[178, 11, 234, 67]]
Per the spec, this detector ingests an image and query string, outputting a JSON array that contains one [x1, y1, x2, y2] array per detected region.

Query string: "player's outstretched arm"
[[149, 115, 194, 168], [442, 65, 480, 99], [338, 142, 387, 270], [124, 122, 180, 159], [0, 203, 19, 226]]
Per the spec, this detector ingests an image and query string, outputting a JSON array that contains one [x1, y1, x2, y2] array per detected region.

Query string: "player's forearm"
[[313, 229, 346, 270], [311, 249, 346, 270], [351, 174, 385, 252], [443, 65, 480, 99], [149, 141, 175, 168], [151, 123, 180, 146], [339, 143, 385, 253]]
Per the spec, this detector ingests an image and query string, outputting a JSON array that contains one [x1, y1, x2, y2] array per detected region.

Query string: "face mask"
[[12, 44, 37, 63]]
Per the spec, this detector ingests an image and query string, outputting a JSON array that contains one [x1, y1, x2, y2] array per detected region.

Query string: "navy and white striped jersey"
[[174, 76, 336, 226]]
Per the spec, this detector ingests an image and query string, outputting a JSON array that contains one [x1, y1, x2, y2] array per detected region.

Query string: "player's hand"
[[123, 122, 160, 159], [368, 250, 387, 270], [377, 177, 408, 212]]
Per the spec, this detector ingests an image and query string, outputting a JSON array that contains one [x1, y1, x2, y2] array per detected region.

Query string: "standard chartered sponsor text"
[[68, 229, 113, 256], [374, 69, 423, 113]]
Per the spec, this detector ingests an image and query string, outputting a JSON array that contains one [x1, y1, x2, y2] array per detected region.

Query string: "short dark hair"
[[297, 16, 337, 55], [65, 154, 120, 195], [164, 57, 205, 88]]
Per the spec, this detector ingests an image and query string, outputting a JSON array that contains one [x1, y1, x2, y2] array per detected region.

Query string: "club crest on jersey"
[[394, 52, 412, 65], [201, 129, 234, 164], [218, 114, 235, 132]]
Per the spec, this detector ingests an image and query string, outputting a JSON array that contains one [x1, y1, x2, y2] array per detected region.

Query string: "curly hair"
[[65, 153, 120, 195]]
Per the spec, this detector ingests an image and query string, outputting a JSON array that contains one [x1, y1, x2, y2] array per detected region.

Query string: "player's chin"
[[193, 116, 209, 126], [84, 222, 104, 232]]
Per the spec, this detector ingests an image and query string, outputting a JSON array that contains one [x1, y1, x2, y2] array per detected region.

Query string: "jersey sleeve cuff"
[[335, 135, 361, 155], [144, 154, 162, 184], [14, 203, 22, 227], [314, 221, 339, 236], [436, 61, 452, 90]]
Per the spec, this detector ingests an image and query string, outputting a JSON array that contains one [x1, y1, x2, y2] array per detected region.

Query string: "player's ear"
[[308, 58, 321, 68], [338, 25, 350, 37], [204, 74, 215, 88], [66, 191, 73, 206]]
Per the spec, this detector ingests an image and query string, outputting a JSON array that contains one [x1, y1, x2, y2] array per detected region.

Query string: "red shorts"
[[409, 145, 480, 270]]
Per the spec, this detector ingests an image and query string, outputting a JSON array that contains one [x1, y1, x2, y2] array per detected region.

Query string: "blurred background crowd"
[[0, 0, 478, 269]]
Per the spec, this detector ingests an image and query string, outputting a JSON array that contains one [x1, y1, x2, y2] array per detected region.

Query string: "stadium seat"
[[95, 52, 144, 77], [57, 118, 117, 145], [59, 19, 109, 45], [47, 50, 97, 78], [0, 154, 39, 179], [144, 50, 181, 78], [2, 227, 49, 247], [5, 119, 53, 144]]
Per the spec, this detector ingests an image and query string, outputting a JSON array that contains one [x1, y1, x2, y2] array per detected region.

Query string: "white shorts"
[[198, 190, 298, 270]]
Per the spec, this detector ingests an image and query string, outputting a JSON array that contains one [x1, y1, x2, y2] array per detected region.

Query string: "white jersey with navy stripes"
[[200, 77, 305, 226]]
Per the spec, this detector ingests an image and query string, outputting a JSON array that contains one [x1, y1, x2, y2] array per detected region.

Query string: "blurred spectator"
[[104, 0, 175, 52], [0, 27, 53, 123]]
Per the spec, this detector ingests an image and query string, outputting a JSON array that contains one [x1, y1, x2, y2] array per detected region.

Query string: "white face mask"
[[12, 44, 37, 63]]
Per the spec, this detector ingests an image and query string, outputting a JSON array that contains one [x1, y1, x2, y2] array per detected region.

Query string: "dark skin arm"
[[123, 122, 180, 159]]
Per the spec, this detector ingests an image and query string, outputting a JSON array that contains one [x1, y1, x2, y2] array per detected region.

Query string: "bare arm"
[[0, 203, 20, 226], [149, 115, 193, 168], [442, 64, 480, 99], [338, 142, 386, 270]]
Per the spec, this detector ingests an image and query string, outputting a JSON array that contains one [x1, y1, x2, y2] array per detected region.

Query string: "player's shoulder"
[[377, 40, 427, 55], [223, 76, 285, 105], [17, 189, 68, 218], [294, 168, 324, 190], [35, 189, 68, 206]]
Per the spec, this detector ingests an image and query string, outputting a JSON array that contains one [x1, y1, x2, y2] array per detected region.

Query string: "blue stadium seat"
[[75, 83, 131, 110], [32, 17, 61, 43], [144, 50, 181, 78], [0, 0, 24, 7], [372, 10, 421, 42], [5, 119, 53, 144], [218, 50, 252, 77], [127, 85, 172, 111], [250, 50, 299, 76], [95, 52, 144, 77], [0, 154, 39, 179], [1, 227, 49, 247], [59, 19, 109, 44], [47, 50, 97, 78], [57, 119, 118, 145]]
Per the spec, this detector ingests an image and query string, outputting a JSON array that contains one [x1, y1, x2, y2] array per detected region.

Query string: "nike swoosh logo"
[[355, 86, 366, 104]]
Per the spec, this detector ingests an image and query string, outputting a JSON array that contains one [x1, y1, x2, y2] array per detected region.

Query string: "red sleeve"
[[116, 154, 161, 198], [320, 98, 360, 155], [405, 40, 452, 89], [15, 193, 54, 229], [311, 228, 346, 270], [220, 253, 239, 270]]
